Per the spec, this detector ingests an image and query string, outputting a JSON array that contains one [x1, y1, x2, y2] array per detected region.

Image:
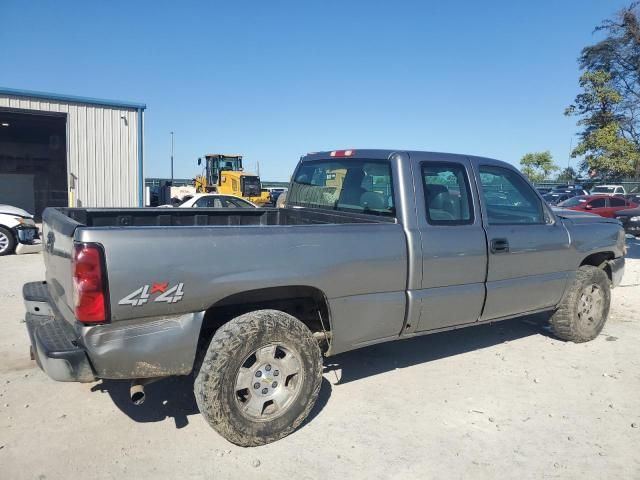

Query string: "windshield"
[[288, 159, 395, 216], [592, 186, 615, 193], [558, 196, 587, 207]]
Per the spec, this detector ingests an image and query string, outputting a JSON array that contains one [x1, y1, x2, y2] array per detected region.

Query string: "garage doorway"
[[0, 109, 68, 220]]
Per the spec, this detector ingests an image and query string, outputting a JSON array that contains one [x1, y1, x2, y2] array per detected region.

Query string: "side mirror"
[[585, 204, 593, 210], [197, 157, 202, 166]]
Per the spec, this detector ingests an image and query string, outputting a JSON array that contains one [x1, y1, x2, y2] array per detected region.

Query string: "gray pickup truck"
[[24, 149, 625, 446]]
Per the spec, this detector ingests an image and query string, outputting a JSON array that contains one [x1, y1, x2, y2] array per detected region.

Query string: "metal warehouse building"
[[0, 87, 145, 218]]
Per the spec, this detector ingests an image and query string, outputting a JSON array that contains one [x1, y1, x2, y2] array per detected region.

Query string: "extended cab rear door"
[[406, 154, 488, 333], [474, 162, 571, 320]]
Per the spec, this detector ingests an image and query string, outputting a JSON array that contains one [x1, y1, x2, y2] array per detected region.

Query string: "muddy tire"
[[194, 309, 323, 446], [0, 226, 16, 256], [549, 265, 611, 343]]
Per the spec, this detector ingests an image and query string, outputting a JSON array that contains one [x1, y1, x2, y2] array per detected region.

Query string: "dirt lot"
[[1, 241, 640, 480]]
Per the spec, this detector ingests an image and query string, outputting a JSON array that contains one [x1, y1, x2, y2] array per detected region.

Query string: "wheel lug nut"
[[265, 364, 272, 372], [273, 370, 279, 376], [262, 388, 268, 394], [272, 381, 278, 388], [253, 382, 260, 389], [255, 371, 262, 377]]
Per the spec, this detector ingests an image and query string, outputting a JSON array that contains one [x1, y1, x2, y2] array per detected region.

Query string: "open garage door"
[[0, 109, 67, 220]]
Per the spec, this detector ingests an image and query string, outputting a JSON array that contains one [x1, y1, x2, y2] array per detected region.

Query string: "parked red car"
[[558, 195, 638, 218]]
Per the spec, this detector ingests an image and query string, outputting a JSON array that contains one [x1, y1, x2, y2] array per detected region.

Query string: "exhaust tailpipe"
[[129, 377, 167, 406], [130, 381, 146, 405]]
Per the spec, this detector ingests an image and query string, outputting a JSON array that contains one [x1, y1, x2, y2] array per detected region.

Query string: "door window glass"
[[590, 198, 606, 208], [421, 163, 473, 224], [609, 197, 626, 207], [479, 166, 545, 224], [194, 196, 223, 208]]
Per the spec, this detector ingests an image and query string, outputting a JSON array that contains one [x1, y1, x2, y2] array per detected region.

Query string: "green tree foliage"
[[557, 166, 577, 183], [566, 3, 640, 178], [520, 151, 559, 183]]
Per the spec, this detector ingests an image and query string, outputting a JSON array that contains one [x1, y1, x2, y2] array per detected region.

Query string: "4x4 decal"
[[118, 282, 185, 307]]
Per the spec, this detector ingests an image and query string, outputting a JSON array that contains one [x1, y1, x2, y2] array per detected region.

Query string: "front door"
[[476, 164, 571, 320]]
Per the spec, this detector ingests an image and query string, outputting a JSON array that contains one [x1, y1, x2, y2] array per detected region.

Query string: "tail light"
[[72, 243, 108, 324]]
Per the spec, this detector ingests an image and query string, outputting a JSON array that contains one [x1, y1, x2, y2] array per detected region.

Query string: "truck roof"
[[301, 149, 513, 169]]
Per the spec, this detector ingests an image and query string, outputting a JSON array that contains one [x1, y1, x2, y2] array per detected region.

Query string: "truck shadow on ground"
[[92, 315, 547, 429], [91, 374, 333, 430], [324, 314, 549, 385]]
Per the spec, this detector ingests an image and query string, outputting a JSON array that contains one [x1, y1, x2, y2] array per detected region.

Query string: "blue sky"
[[1, 1, 631, 181]]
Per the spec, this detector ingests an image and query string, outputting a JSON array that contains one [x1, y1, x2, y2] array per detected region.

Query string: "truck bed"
[[59, 207, 395, 228]]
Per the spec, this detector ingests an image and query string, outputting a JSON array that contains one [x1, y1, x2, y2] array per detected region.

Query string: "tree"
[[520, 151, 559, 183], [566, 3, 640, 178], [557, 166, 577, 183], [565, 70, 640, 177]]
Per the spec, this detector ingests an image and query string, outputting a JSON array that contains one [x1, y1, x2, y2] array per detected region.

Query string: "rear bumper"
[[609, 257, 625, 288], [23, 281, 203, 381], [23, 282, 95, 383]]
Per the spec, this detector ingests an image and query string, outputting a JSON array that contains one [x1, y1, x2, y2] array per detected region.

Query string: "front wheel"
[[549, 265, 611, 343], [194, 309, 323, 446], [0, 226, 16, 256]]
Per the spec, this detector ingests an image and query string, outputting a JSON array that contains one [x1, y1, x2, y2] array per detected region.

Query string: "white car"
[[178, 194, 258, 209], [0, 205, 41, 255], [591, 185, 626, 196]]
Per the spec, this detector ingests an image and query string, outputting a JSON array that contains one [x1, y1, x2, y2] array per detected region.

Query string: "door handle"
[[490, 238, 509, 253]]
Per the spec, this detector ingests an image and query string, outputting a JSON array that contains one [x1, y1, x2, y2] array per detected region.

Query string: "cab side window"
[[479, 166, 545, 225], [195, 197, 223, 208], [422, 162, 474, 225]]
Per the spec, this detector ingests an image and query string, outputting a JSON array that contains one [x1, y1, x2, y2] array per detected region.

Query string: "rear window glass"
[[288, 159, 395, 217], [592, 186, 615, 193]]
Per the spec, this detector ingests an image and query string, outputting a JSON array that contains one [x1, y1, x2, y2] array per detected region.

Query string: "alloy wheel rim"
[[0, 232, 9, 253], [234, 343, 304, 421], [577, 284, 604, 327]]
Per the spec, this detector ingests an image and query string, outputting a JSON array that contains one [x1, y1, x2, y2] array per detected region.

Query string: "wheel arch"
[[580, 251, 615, 281], [196, 285, 332, 360]]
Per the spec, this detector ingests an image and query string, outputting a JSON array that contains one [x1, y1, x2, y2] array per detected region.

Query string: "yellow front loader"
[[194, 154, 271, 206]]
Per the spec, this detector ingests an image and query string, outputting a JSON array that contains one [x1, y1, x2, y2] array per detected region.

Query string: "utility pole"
[[170, 131, 174, 185]]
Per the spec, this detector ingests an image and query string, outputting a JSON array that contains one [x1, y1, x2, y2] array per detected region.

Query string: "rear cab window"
[[288, 159, 395, 217], [421, 162, 474, 225]]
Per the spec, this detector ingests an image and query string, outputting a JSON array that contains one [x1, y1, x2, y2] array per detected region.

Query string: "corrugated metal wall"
[[0, 94, 140, 207]]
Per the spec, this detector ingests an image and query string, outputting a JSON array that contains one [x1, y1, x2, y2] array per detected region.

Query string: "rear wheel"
[[194, 309, 323, 446], [0, 227, 16, 256], [549, 265, 610, 342]]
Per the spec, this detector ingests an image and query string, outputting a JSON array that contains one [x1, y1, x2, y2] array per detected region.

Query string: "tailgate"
[[42, 207, 84, 325]]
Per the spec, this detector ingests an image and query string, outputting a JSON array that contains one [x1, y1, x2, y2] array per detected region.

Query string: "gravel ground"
[[1, 240, 639, 480]]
